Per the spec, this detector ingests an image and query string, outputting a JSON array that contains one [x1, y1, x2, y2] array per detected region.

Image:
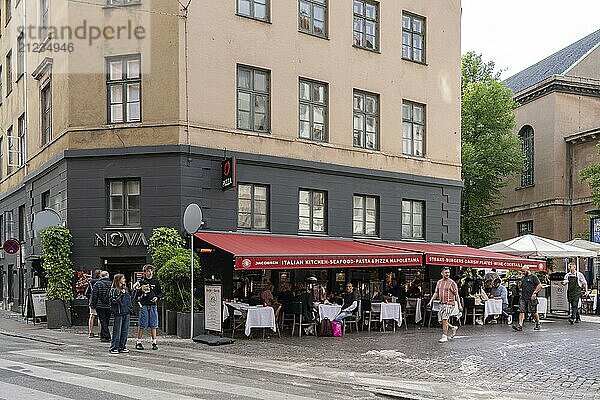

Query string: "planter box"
[[166, 310, 178, 335], [176, 312, 204, 338], [46, 299, 72, 329], [70, 299, 89, 326]]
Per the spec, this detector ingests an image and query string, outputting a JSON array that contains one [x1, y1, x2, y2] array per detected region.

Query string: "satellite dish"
[[183, 204, 203, 235], [32, 209, 62, 232]]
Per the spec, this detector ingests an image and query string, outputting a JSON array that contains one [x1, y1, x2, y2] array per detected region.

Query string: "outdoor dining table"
[[378, 302, 403, 328], [222, 301, 247, 322], [537, 297, 548, 317], [484, 298, 503, 320], [243, 306, 277, 336], [318, 303, 342, 321], [407, 298, 422, 323]]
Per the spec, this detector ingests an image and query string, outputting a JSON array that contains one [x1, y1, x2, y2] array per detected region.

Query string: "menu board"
[[204, 285, 222, 333], [550, 280, 569, 313]]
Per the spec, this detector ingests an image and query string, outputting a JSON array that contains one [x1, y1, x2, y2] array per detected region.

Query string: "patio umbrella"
[[564, 238, 600, 256], [481, 234, 596, 258]]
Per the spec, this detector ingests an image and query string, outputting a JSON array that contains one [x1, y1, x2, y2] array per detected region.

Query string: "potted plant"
[[157, 252, 203, 338], [40, 226, 75, 329]]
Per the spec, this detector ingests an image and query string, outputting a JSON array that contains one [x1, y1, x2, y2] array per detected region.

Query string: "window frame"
[[298, 78, 328, 142], [106, 178, 141, 227], [236, 64, 271, 133], [17, 113, 25, 166], [298, 0, 328, 38], [106, 0, 142, 6], [7, 124, 21, 168], [6, 50, 12, 96], [41, 190, 50, 209], [237, 183, 270, 231], [298, 188, 327, 234], [401, 199, 425, 240], [106, 54, 142, 124], [352, 89, 379, 150], [236, 0, 270, 22], [352, 0, 379, 52], [40, 79, 52, 146], [519, 125, 534, 187], [352, 194, 379, 237], [5, 0, 11, 26], [402, 100, 426, 157], [4, 210, 13, 240], [16, 32, 24, 80], [517, 220, 533, 236], [402, 12, 426, 63]]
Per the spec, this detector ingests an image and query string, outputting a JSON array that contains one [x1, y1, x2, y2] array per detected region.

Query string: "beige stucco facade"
[[0, 0, 461, 196]]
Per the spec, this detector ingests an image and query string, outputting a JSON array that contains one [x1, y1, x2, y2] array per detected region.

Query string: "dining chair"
[[226, 304, 246, 338], [290, 301, 318, 338], [342, 310, 360, 334]]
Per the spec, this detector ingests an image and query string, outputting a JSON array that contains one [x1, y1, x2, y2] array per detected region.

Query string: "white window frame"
[[401, 200, 424, 240]]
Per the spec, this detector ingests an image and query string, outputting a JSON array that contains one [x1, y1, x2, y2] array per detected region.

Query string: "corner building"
[[0, 0, 461, 308]]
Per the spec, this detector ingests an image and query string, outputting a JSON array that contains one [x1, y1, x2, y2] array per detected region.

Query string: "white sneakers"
[[439, 335, 448, 343], [450, 325, 458, 338]]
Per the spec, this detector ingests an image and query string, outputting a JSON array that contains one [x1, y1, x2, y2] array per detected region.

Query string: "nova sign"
[[94, 231, 148, 247]]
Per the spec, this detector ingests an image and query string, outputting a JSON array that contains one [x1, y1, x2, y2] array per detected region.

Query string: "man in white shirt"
[[562, 262, 588, 324]]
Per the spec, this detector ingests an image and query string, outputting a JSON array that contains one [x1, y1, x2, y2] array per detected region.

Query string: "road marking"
[[8, 351, 320, 400], [0, 381, 72, 400]]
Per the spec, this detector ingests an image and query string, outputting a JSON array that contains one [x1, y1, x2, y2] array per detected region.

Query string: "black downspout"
[[568, 141, 574, 240]]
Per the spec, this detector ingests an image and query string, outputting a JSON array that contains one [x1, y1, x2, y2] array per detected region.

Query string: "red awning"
[[195, 232, 423, 270], [360, 241, 546, 271]]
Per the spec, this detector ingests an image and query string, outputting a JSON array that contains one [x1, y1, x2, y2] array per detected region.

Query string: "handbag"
[[319, 319, 333, 337], [331, 320, 343, 337]]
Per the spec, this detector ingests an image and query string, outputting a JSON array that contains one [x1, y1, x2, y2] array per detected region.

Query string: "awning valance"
[[195, 232, 423, 270]]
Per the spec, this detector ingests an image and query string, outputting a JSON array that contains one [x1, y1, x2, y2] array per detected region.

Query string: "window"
[[6, 50, 12, 95], [7, 125, 19, 168], [402, 12, 425, 63], [402, 101, 425, 157], [107, 0, 141, 6], [518, 220, 533, 236], [237, 183, 269, 230], [299, 189, 326, 233], [353, 0, 378, 51], [40, 0, 49, 39], [17, 32, 24, 78], [402, 200, 424, 239], [41, 81, 52, 145], [299, 0, 327, 37], [353, 90, 378, 150], [237, 65, 270, 133], [237, 0, 269, 22], [299, 79, 327, 141], [353, 195, 378, 236], [4, 210, 13, 240], [108, 179, 140, 226], [107, 55, 141, 123], [519, 126, 534, 187], [17, 113, 25, 166], [41, 190, 50, 209], [0, 137, 3, 180], [18, 205, 25, 243], [5, 0, 11, 25], [0, 66, 3, 103]]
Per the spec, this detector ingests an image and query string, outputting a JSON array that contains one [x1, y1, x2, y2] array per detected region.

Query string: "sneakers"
[[152, 343, 158, 350], [109, 349, 119, 355], [475, 319, 484, 325], [88, 333, 95, 338], [534, 323, 541, 331], [569, 318, 574, 325], [450, 325, 458, 339], [512, 324, 523, 332], [439, 335, 448, 343], [135, 343, 144, 350], [119, 348, 130, 354]]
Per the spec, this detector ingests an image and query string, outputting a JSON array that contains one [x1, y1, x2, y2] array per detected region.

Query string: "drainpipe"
[[568, 140, 574, 240]]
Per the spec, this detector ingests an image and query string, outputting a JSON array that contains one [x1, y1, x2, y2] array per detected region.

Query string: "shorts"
[[438, 304, 454, 322], [519, 298, 538, 314], [139, 305, 159, 329], [89, 307, 97, 316]]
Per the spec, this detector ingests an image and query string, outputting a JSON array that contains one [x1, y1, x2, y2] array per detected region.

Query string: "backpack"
[[319, 319, 333, 337]]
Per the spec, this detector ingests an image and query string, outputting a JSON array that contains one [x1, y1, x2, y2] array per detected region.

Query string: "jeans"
[[569, 297, 580, 321], [334, 311, 353, 322], [110, 314, 130, 351], [96, 308, 112, 340]]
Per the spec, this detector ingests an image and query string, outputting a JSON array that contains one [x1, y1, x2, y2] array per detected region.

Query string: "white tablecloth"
[[244, 306, 276, 336], [537, 297, 548, 317], [379, 302, 403, 327], [318, 304, 342, 321], [484, 299, 503, 319], [407, 298, 422, 323], [222, 302, 247, 322]]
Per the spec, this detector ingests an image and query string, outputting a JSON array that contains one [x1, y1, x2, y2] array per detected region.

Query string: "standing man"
[[428, 267, 462, 343], [513, 266, 542, 332], [562, 262, 588, 324], [90, 271, 112, 342], [133, 265, 162, 350], [85, 269, 102, 338]]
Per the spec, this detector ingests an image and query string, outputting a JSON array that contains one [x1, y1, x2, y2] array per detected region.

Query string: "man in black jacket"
[[133, 265, 162, 350], [90, 271, 112, 342]]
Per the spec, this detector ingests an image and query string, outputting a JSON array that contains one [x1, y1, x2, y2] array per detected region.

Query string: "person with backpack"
[[133, 265, 162, 350], [90, 271, 112, 342], [85, 269, 102, 338], [109, 274, 133, 354]]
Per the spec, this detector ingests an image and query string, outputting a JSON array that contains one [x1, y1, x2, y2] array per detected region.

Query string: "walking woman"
[[109, 274, 133, 354]]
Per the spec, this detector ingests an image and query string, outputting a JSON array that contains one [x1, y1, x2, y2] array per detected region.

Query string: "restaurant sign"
[[94, 231, 148, 247], [426, 254, 545, 271], [235, 254, 423, 270]]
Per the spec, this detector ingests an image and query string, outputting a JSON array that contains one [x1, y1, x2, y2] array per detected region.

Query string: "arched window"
[[519, 125, 534, 187]]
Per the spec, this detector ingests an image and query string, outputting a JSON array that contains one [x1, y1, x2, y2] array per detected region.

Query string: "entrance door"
[[102, 257, 148, 289], [7, 265, 14, 303]]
